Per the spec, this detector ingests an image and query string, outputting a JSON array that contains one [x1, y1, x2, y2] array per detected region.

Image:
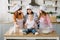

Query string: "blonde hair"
[[38, 10, 47, 19]]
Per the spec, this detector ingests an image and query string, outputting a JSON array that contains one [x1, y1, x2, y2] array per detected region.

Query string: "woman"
[[25, 5, 38, 23], [9, 6, 24, 34], [38, 5, 54, 34], [24, 5, 38, 35], [13, 8, 24, 33]]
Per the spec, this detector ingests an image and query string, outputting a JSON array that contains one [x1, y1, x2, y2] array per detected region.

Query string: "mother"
[[25, 5, 38, 24]]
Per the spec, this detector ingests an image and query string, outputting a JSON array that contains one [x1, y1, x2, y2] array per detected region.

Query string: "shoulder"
[[25, 14, 28, 17], [33, 12, 37, 15]]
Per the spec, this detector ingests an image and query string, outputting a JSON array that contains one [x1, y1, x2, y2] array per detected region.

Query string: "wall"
[[0, 0, 60, 22], [0, 0, 8, 22]]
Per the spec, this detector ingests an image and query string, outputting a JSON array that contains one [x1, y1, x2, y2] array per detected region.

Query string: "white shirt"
[[26, 19, 35, 29]]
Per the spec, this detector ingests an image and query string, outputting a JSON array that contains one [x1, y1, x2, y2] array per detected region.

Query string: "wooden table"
[[4, 30, 59, 40]]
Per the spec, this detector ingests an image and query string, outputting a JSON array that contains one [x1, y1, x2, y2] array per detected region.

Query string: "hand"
[[15, 24, 20, 28], [24, 24, 27, 29], [24, 25, 27, 29], [32, 26, 35, 28], [14, 22, 17, 25]]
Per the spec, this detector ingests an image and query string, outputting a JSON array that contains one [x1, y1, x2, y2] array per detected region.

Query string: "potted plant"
[[8, 12, 14, 14], [57, 15, 60, 19]]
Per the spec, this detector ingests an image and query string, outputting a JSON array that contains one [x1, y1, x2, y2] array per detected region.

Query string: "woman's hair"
[[39, 10, 47, 19], [14, 8, 22, 18], [27, 9, 34, 15]]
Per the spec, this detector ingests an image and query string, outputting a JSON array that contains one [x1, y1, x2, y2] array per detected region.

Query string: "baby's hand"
[[32, 26, 35, 28]]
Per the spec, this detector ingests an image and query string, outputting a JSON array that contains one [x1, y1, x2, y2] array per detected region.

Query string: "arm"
[[24, 23, 27, 29], [46, 15, 52, 28], [24, 20, 28, 29], [22, 13, 26, 28], [13, 14, 17, 25], [13, 14, 19, 27], [34, 13, 38, 22], [32, 22, 37, 28]]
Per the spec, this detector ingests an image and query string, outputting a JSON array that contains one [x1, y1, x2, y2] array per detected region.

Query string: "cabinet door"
[[50, 16, 57, 22]]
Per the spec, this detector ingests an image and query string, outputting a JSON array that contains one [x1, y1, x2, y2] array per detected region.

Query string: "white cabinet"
[[44, 0, 56, 12], [8, 0, 21, 12], [57, 1, 60, 8], [7, 0, 60, 22]]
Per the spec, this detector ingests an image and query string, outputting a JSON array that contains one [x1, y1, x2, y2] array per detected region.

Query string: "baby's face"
[[28, 15, 33, 20]]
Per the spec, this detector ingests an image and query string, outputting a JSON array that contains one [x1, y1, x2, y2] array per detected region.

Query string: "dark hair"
[[14, 8, 22, 18], [27, 11, 34, 15], [27, 9, 34, 15]]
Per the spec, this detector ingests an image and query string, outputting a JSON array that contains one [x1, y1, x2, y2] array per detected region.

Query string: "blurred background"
[[0, 0, 60, 40]]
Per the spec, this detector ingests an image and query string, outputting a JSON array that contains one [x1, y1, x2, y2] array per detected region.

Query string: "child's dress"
[[9, 18, 24, 34], [39, 15, 53, 33]]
